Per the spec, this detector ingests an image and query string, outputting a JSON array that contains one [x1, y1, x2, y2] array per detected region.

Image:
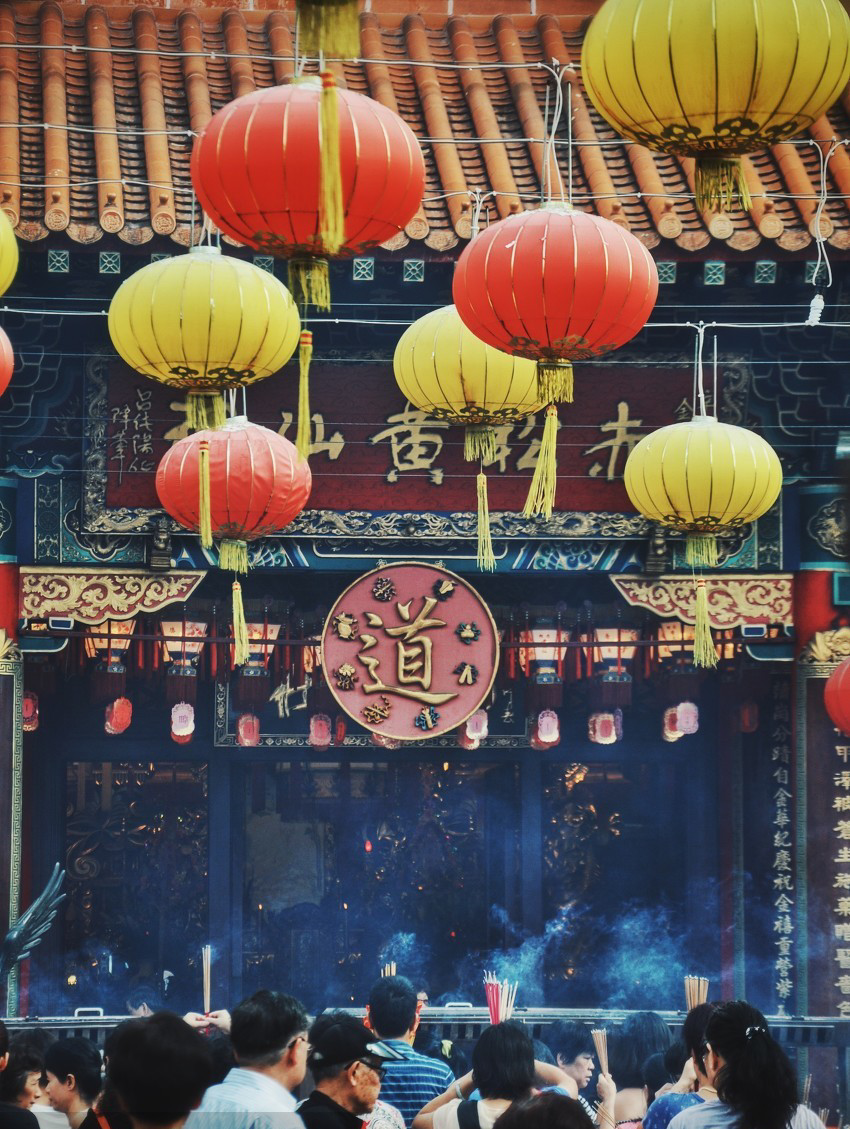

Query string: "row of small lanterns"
[[93, 0, 846, 671]]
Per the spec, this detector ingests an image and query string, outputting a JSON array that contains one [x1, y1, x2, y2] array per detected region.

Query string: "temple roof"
[[2, 0, 849, 253]]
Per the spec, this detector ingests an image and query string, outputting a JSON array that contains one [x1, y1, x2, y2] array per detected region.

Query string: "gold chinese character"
[[357, 598, 458, 707], [371, 406, 448, 484], [584, 401, 644, 480]]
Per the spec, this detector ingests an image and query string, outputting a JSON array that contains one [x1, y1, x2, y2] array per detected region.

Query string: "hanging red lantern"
[[190, 79, 425, 310], [453, 207, 658, 517], [826, 658, 850, 735], [0, 327, 13, 399], [156, 417, 311, 665]]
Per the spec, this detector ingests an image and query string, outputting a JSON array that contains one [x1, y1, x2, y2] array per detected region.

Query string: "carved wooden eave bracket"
[[610, 574, 794, 631], [20, 567, 206, 625]]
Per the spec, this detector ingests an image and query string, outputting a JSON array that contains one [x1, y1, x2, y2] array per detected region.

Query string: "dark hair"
[[662, 1041, 688, 1081], [308, 1011, 366, 1083], [0, 1039, 45, 1103], [704, 1002, 796, 1129], [682, 1003, 717, 1061], [641, 1053, 672, 1105], [471, 1021, 535, 1102], [605, 1029, 642, 1090], [106, 1013, 212, 1126], [621, 1013, 672, 1064], [531, 1039, 556, 1067], [544, 1021, 593, 1065], [230, 990, 308, 1066], [368, 976, 418, 1040], [494, 1092, 594, 1129], [45, 1038, 103, 1105], [126, 984, 163, 1013], [205, 1030, 237, 1086]]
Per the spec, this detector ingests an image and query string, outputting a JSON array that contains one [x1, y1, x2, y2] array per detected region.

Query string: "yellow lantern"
[[582, 0, 850, 211], [624, 413, 782, 666], [393, 305, 543, 570], [0, 208, 18, 297], [108, 246, 301, 431]]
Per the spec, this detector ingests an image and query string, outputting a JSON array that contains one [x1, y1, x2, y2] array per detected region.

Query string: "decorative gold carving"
[[611, 574, 793, 630], [20, 568, 206, 625], [799, 628, 850, 665], [0, 629, 21, 662]]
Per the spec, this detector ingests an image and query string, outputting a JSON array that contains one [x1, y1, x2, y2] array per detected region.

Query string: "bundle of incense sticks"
[[802, 1074, 812, 1107], [202, 944, 211, 1015], [591, 1028, 608, 1077], [483, 971, 518, 1023], [381, 962, 397, 977], [594, 1103, 615, 1129], [684, 975, 709, 1010], [818, 1109, 829, 1125]]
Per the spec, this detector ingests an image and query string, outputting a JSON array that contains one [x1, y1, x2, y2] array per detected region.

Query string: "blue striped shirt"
[[373, 1041, 455, 1127]]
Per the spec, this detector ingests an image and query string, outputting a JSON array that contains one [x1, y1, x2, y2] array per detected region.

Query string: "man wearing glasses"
[[187, 990, 309, 1129], [298, 1012, 404, 1129]]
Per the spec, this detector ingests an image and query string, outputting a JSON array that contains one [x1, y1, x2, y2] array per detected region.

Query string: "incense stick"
[[684, 975, 709, 1011], [818, 1109, 829, 1126], [381, 961, 397, 977], [202, 944, 211, 1015], [482, 971, 518, 1023], [802, 1074, 812, 1107], [595, 1103, 615, 1128], [591, 1028, 608, 1077]]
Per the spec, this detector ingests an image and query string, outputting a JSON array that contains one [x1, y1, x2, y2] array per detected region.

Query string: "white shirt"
[[186, 1067, 304, 1129], [432, 1099, 511, 1129], [669, 1101, 823, 1129]]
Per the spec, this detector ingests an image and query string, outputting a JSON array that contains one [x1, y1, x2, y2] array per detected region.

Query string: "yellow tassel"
[[288, 258, 331, 312], [220, 539, 249, 575], [297, 0, 361, 60], [186, 392, 225, 432], [464, 425, 496, 464], [198, 440, 212, 550], [476, 471, 496, 573], [296, 330, 313, 461], [537, 360, 574, 405], [523, 404, 559, 520], [686, 533, 719, 568], [232, 580, 250, 668], [319, 71, 345, 256], [694, 156, 751, 213], [693, 578, 718, 669]]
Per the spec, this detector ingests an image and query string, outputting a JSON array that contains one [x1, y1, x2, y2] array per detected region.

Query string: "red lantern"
[[156, 417, 311, 665], [190, 79, 425, 301], [453, 207, 657, 519], [0, 327, 13, 398], [826, 658, 850, 735]]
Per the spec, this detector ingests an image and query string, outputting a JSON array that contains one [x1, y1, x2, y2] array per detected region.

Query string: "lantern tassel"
[[464, 424, 496, 464], [319, 72, 345, 256], [523, 404, 559, 520], [220, 539, 249, 575], [187, 391, 225, 432], [694, 156, 752, 213], [476, 471, 496, 573], [537, 360, 574, 405], [686, 533, 719, 568], [297, 0, 360, 60], [693, 578, 718, 669], [232, 581, 250, 668], [288, 258, 331, 313], [297, 330, 313, 461], [198, 440, 213, 550]]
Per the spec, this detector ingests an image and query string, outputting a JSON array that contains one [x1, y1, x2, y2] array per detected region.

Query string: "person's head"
[[682, 1003, 718, 1081], [531, 1040, 556, 1067], [605, 1028, 643, 1091], [45, 1039, 103, 1113], [308, 1011, 402, 1116], [492, 1092, 594, 1129], [0, 1040, 45, 1107], [205, 1030, 237, 1086], [105, 1013, 212, 1129], [230, 990, 309, 1086], [471, 1021, 535, 1102], [641, 1053, 672, 1106], [621, 1012, 671, 1065], [663, 1040, 688, 1083], [703, 1002, 796, 1129], [545, 1021, 595, 1088], [367, 976, 419, 1040], [126, 984, 163, 1017]]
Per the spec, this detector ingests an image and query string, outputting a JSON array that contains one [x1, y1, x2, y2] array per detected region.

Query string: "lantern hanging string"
[[810, 138, 839, 294]]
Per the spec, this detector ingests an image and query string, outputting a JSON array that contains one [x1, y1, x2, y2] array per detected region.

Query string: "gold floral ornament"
[[581, 0, 850, 212]]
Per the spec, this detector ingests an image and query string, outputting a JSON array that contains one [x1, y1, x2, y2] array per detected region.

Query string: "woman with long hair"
[[667, 1002, 822, 1129]]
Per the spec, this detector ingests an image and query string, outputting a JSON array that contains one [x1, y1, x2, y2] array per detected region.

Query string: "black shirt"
[[298, 1091, 366, 1129], [0, 1105, 39, 1129]]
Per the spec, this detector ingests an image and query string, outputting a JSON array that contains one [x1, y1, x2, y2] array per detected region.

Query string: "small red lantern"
[[156, 417, 311, 665], [826, 658, 850, 735], [237, 714, 261, 748], [0, 327, 13, 398], [191, 79, 425, 307], [105, 697, 133, 736]]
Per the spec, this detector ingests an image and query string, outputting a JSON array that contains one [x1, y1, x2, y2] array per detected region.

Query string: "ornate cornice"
[[0, 628, 21, 662], [798, 627, 850, 665], [20, 568, 206, 624], [610, 574, 794, 630]]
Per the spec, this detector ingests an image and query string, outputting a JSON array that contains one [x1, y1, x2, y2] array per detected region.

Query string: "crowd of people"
[[0, 975, 833, 1129]]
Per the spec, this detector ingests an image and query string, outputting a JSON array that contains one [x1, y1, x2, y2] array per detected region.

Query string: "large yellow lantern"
[[624, 413, 782, 666], [0, 209, 18, 297], [393, 305, 543, 569], [108, 246, 301, 431], [582, 0, 850, 211]]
